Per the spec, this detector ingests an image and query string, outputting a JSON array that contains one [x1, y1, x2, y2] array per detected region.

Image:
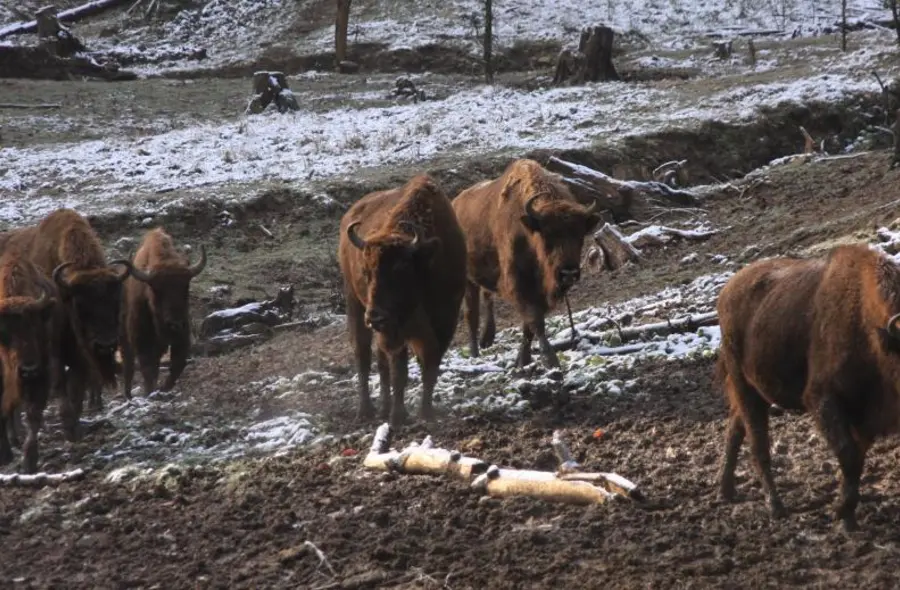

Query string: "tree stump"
[[35, 5, 86, 57], [246, 71, 300, 115], [713, 40, 733, 60], [553, 25, 619, 86], [590, 223, 642, 271]]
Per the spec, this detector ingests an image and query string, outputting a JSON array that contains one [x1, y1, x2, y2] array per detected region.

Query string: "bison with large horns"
[[338, 174, 467, 427], [452, 159, 600, 368], [717, 244, 900, 531], [0, 252, 60, 473], [0, 209, 135, 440], [121, 227, 207, 398]]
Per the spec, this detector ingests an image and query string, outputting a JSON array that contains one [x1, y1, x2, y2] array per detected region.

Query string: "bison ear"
[[520, 214, 540, 233]]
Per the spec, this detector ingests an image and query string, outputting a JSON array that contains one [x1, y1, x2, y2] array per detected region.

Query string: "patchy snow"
[[1, 36, 895, 225]]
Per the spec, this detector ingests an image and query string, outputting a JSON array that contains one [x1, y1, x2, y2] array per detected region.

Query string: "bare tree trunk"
[[891, 0, 900, 46], [335, 0, 352, 70], [483, 0, 493, 83], [841, 0, 848, 51]]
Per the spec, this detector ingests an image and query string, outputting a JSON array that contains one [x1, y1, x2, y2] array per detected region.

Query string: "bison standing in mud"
[[717, 244, 900, 531], [0, 209, 134, 441], [452, 159, 600, 368], [0, 252, 60, 473], [121, 228, 207, 397], [338, 174, 467, 427]]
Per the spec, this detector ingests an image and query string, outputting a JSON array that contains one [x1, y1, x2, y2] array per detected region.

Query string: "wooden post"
[[335, 0, 352, 71], [841, 0, 848, 51], [483, 0, 493, 84], [892, 108, 900, 170]]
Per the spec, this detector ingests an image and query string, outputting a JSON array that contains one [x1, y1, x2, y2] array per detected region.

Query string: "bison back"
[[717, 257, 825, 411]]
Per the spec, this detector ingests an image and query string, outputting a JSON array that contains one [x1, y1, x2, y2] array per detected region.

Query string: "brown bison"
[[0, 252, 60, 473], [1, 209, 134, 441], [452, 159, 600, 368], [338, 174, 467, 427], [717, 244, 900, 531], [121, 228, 207, 397]]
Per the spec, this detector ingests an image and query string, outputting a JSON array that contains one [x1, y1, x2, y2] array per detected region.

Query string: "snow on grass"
[[1, 38, 895, 225]]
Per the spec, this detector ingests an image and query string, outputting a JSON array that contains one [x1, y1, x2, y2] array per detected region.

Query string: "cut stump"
[[247, 71, 300, 115], [553, 25, 619, 86]]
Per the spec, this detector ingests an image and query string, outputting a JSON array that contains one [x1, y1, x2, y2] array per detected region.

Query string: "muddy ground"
[[3, 36, 900, 588]]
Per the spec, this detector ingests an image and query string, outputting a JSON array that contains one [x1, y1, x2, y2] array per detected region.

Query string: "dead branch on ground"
[[0, 0, 132, 39], [585, 222, 721, 273], [363, 424, 489, 480], [552, 311, 719, 353], [0, 103, 62, 109], [0, 468, 86, 487], [551, 430, 644, 501]]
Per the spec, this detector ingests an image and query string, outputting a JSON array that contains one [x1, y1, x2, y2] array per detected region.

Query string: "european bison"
[[452, 159, 600, 368], [717, 244, 900, 531], [0, 252, 60, 473], [121, 228, 207, 397], [338, 174, 467, 427], [1, 209, 134, 440]]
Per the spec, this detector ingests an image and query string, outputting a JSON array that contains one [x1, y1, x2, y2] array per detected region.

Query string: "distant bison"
[[452, 159, 600, 368], [338, 174, 467, 427], [121, 228, 207, 398], [717, 244, 900, 531], [0, 252, 60, 473], [0, 209, 134, 440]]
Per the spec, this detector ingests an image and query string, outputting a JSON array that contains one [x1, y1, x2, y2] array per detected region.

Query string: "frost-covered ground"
[[1, 31, 896, 225]]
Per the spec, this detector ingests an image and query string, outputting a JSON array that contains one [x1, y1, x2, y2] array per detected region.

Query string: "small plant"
[[343, 134, 365, 150]]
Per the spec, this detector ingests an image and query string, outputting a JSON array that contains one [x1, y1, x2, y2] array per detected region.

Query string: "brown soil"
[[1, 144, 900, 588]]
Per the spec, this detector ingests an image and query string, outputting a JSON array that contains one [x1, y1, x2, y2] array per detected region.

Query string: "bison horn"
[[52, 262, 76, 289], [524, 195, 543, 224], [25, 282, 52, 313], [347, 221, 368, 250], [584, 199, 599, 216], [399, 221, 422, 249], [189, 245, 207, 277], [887, 312, 900, 340], [109, 259, 138, 282]]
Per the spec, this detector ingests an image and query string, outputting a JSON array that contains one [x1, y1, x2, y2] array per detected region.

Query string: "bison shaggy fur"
[[717, 244, 900, 531], [121, 227, 207, 398], [0, 252, 60, 473], [452, 159, 600, 368], [338, 174, 467, 427], [0, 209, 134, 441]]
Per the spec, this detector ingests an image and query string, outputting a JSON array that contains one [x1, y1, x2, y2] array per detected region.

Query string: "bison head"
[[128, 245, 206, 337], [52, 260, 133, 357], [347, 220, 439, 340], [520, 194, 601, 298], [0, 282, 55, 382]]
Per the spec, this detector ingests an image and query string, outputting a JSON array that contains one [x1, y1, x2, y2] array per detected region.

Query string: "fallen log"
[[552, 311, 719, 352], [545, 156, 698, 222], [0, 0, 132, 39], [623, 224, 723, 249], [0, 103, 62, 109], [551, 429, 644, 501], [590, 223, 642, 271], [0, 45, 138, 81], [363, 424, 489, 480], [0, 468, 86, 487]]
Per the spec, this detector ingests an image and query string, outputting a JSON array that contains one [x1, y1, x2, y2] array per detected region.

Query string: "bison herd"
[[2, 157, 899, 531]]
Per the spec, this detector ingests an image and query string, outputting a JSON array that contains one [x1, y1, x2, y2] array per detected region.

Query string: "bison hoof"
[[21, 454, 38, 475], [480, 335, 495, 350], [390, 408, 409, 428], [840, 515, 859, 533], [357, 402, 376, 422], [769, 498, 788, 519]]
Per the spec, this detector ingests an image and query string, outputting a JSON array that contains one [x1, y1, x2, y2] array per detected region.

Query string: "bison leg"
[[813, 392, 869, 532], [347, 295, 375, 421], [733, 378, 786, 519], [121, 338, 135, 399], [88, 386, 103, 413], [515, 324, 535, 368], [532, 317, 560, 369], [375, 348, 391, 421], [464, 282, 481, 357], [21, 399, 45, 474], [60, 369, 86, 443], [718, 409, 746, 502], [138, 349, 161, 395], [0, 413, 12, 466], [161, 333, 190, 392], [480, 291, 496, 351], [388, 347, 410, 427], [8, 410, 22, 447]]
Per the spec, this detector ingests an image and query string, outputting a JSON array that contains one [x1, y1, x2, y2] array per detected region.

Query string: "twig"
[[552, 430, 580, 473], [564, 295, 577, 348], [0, 103, 62, 109], [304, 541, 337, 578], [0, 468, 86, 487], [259, 224, 274, 239]]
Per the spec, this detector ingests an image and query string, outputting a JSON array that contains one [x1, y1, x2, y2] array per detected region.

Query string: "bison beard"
[[452, 159, 600, 369], [716, 245, 900, 531], [338, 175, 467, 427]]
